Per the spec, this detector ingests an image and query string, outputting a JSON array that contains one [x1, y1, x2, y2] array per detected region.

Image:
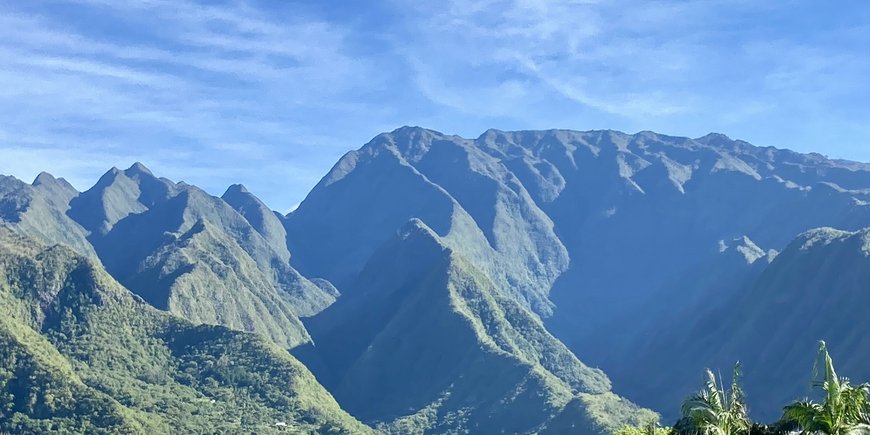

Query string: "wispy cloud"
[[1, 0, 869, 209], [0, 0, 386, 208], [392, 0, 870, 138], [394, 0, 700, 118]]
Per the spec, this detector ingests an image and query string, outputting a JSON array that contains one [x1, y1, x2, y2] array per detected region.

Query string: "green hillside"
[[0, 227, 371, 434]]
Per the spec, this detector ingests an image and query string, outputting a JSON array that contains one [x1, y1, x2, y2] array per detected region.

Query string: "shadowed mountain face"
[[0, 229, 371, 434], [634, 227, 870, 422], [221, 183, 291, 263], [287, 127, 870, 419], [299, 219, 654, 434]]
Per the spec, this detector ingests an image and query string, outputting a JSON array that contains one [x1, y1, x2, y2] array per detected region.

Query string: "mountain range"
[[3, 126, 870, 432]]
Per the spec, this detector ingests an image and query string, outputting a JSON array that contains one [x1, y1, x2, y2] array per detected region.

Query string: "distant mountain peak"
[[389, 125, 435, 135], [696, 132, 733, 143], [126, 161, 153, 176], [224, 183, 250, 195], [32, 171, 58, 186], [32, 171, 76, 193], [220, 182, 292, 263]]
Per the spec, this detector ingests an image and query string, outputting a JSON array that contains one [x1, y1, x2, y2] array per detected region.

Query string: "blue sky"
[[1, 0, 869, 211]]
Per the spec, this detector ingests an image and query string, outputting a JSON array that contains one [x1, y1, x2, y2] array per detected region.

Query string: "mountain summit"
[[287, 126, 870, 419], [5, 126, 870, 431]]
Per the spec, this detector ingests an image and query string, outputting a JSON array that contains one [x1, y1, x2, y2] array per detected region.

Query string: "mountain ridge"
[[299, 218, 654, 434], [5, 126, 870, 431], [286, 125, 870, 422]]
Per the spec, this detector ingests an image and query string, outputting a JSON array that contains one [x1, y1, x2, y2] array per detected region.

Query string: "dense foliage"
[[616, 342, 870, 435], [0, 229, 370, 434]]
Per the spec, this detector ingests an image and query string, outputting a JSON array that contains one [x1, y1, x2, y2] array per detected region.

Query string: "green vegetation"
[[614, 421, 670, 435], [676, 364, 749, 435], [782, 342, 870, 435], [0, 228, 371, 434], [303, 218, 656, 435], [74, 167, 335, 349], [618, 342, 870, 435]]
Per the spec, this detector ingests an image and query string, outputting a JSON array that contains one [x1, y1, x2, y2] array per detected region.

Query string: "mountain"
[[60, 163, 335, 349], [221, 183, 292, 263], [286, 127, 569, 316], [0, 228, 371, 434], [0, 174, 95, 258], [475, 129, 870, 366], [298, 219, 655, 434], [287, 127, 870, 419], [6, 126, 870, 431]]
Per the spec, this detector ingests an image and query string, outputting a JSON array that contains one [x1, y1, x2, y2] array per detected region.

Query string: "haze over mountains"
[[3, 126, 870, 432]]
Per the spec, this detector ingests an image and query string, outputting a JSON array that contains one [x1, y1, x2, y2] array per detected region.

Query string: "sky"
[[1, 0, 870, 212]]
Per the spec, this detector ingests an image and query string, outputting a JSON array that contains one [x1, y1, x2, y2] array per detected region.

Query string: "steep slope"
[[222, 183, 291, 263], [671, 227, 870, 421], [287, 127, 870, 417], [67, 162, 177, 236], [610, 236, 778, 423], [286, 127, 568, 315], [474, 129, 870, 364], [66, 164, 333, 348], [300, 219, 655, 434], [0, 174, 95, 258], [0, 228, 371, 434]]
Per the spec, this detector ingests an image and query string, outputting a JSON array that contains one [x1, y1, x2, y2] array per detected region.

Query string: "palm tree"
[[782, 341, 870, 435], [679, 363, 751, 435]]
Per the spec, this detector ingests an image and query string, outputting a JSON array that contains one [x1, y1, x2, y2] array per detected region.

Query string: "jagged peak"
[[695, 132, 732, 143], [88, 162, 174, 196], [32, 171, 76, 191], [380, 125, 467, 147], [351, 127, 870, 175], [125, 161, 153, 176], [388, 125, 443, 136], [330, 127, 458, 180], [634, 130, 660, 139], [91, 167, 124, 189], [398, 218, 443, 245], [224, 183, 250, 196], [380, 218, 451, 262], [222, 184, 272, 213], [480, 127, 506, 137], [32, 171, 57, 186]]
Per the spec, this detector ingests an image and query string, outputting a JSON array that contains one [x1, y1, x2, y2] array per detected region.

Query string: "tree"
[[782, 341, 870, 435], [678, 363, 751, 435], [614, 420, 669, 435]]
